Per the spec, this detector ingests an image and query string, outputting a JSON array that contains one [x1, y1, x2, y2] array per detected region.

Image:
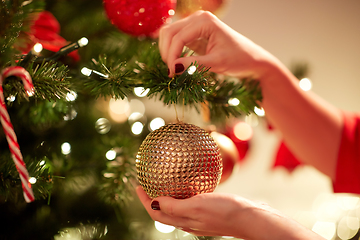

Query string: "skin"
[[137, 10, 344, 239]]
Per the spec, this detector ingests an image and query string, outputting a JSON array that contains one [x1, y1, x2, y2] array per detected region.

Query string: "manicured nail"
[[167, 68, 170, 76], [151, 200, 160, 210], [175, 63, 185, 73]]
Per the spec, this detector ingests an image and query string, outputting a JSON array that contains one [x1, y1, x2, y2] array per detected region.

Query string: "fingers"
[[159, 11, 219, 77]]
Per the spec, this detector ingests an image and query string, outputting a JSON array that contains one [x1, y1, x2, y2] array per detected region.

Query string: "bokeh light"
[[95, 118, 111, 134], [233, 122, 253, 141], [154, 221, 175, 233], [131, 122, 144, 135], [149, 117, 165, 131]]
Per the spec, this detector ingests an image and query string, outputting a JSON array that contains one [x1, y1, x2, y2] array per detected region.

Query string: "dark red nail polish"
[[175, 63, 184, 73], [151, 200, 160, 210], [167, 68, 170, 75]]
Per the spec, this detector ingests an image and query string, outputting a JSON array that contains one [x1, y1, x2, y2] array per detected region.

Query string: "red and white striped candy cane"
[[0, 66, 35, 203]]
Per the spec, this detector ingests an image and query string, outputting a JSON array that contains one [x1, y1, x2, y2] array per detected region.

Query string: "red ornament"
[[103, 0, 176, 37], [210, 131, 239, 184]]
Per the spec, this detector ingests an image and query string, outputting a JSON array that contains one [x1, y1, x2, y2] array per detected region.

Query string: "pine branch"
[[0, 154, 53, 203], [2, 59, 71, 104]]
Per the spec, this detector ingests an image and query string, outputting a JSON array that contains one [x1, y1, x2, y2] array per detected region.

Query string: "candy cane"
[[0, 66, 35, 203]]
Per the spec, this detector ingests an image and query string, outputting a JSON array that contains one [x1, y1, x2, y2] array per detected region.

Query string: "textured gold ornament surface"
[[136, 122, 223, 199]]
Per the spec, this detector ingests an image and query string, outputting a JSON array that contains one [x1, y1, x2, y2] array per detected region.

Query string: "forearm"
[[258, 60, 343, 180], [234, 201, 325, 240]]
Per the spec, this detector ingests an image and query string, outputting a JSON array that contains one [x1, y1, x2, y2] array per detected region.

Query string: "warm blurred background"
[[1, 0, 360, 239]]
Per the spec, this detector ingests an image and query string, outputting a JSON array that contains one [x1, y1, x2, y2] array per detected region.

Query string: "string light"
[[134, 87, 149, 97], [66, 91, 77, 102], [254, 106, 265, 117], [187, 65, 197, 75], [61, 142, 71, 155], [105, 150, 117, 161], [33, 43, 43, 53], [299, 78, 312, 91], [228, 98, 240, 106], [29, 177, 37, 184], [81, 67, 109, 80]]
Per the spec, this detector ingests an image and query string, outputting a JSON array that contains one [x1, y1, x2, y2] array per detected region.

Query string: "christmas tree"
[[0, 0, 261, 239]]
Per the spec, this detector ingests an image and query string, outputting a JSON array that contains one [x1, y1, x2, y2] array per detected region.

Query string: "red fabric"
[[333, 111, 360, 194]]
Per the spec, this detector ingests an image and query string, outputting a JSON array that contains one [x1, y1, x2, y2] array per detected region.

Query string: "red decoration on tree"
[[210, 131, 239, 184], [19, 11, 80, 62], [224, 128, 250, 162], [273, 141, 303, 172], [103, 0, 176, 37]]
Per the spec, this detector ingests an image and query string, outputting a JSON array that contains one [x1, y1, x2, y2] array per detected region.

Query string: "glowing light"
[[187, 65, 197, 75], [233, 122, 253, 141], [299, 78, 312, 91], [40, 160, 46, 166], [154, 221, 175, 233], [128, 112, 143, 122], [134, 87, 150, 97], [254, 106, 265, 117], [149, 117, 165, 131], [66, 91, 77, 102], [129, 99, 145, 115], [312, 221, 336, 240], [106, 149, 117, 160], [61, 142, 71, 155], [78, 37, 89, 47], [33, 43, 43, 53], [109, 98, 130, 115], [27, 89, 34, 97], [131, 121, 144, 135], [337, 216, 359, 240], [29, 177, 37, 184], [228, 98, 240, 106], [7, 95, 16, 102], [81, 67, 92, 76], [168, 9, 175, 15]]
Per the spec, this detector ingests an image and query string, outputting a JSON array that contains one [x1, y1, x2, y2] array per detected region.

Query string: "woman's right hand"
[[159, 10, 278, 78]]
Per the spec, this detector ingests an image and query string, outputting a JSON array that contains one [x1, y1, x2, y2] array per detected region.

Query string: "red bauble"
[[103, 0, 176, 37], [210, 131, 239, 184]]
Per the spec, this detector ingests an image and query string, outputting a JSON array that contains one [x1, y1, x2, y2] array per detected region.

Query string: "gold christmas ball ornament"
[[136, 122, 223, 199]]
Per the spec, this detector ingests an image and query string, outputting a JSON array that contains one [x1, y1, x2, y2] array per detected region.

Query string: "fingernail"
[[167, 68, 170, 76], [151, 200, 160, 210], [175, 63, 185, 73]]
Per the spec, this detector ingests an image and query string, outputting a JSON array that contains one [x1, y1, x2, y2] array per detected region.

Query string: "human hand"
[[136, 186, 324, 239], [159, 10, 278, 78]]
